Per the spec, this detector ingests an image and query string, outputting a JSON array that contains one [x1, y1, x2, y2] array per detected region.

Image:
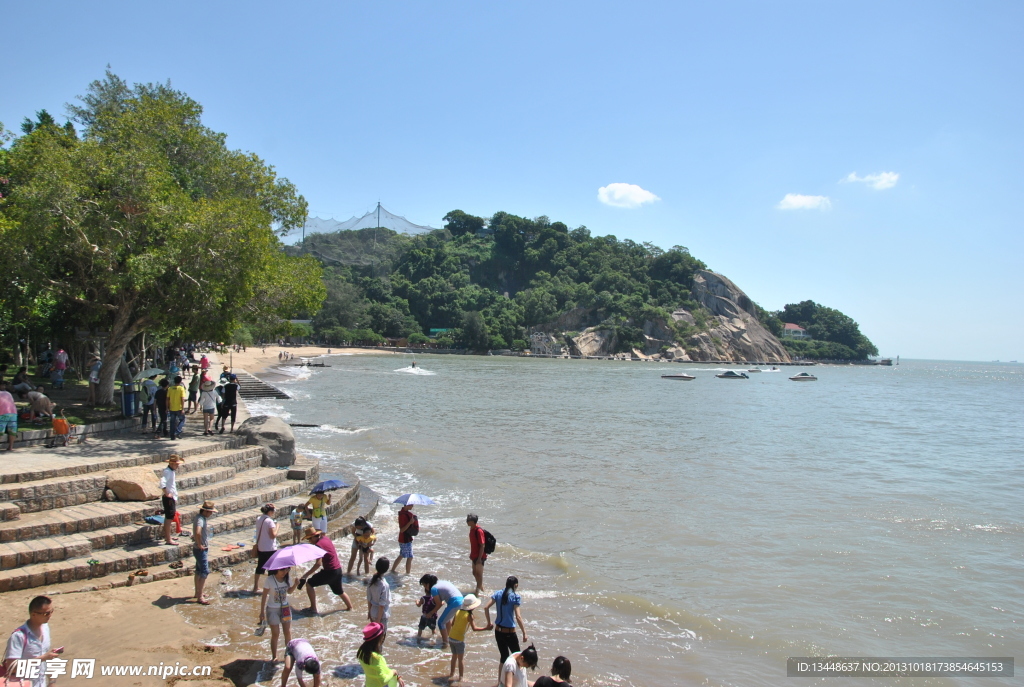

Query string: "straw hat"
[[302, 526, 324, 542], [461, 594, 482, 611], [199, 501, 218, 512], [200, 380, 216, 391], [362, 622, 385, 641], [167, 454, 184, 465]]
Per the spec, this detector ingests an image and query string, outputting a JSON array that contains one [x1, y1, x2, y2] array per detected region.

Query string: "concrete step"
[[0, 435, 248, 485], [0, 502, 22, 522], [0, 445, 264, 514], [0, 472, 308, 569], [0, 483, 360, 592], [0, 466, 300, 542], [233, 370, 290, 400]]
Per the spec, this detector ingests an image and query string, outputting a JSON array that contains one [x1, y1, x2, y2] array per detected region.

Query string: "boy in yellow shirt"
[[166, 376, 187, 440]]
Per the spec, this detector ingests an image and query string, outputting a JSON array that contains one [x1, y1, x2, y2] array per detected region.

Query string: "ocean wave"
[[315, 424, 374, 435], [394, 365, 436, 375], [273, 365, 313, 380]]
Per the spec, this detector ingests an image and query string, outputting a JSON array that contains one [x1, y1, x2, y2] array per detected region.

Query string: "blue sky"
[[4, 2, 1022, 360]]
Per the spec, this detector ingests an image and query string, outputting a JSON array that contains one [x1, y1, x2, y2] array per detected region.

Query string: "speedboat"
[[789, 372, 817, 381], [716, 370, 749, 379], [661, 373, 695, 381], [746, 368, 762, 373]]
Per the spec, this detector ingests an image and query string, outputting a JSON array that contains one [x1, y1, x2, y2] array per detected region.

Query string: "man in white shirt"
[[160, 455, 183, 545], [3, 595, 62, 687]]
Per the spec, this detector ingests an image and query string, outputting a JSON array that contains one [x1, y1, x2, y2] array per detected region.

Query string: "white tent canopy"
[[303, 203, 436, 235]]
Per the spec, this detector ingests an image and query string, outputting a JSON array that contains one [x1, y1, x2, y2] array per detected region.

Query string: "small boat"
[[716, 370, 749, 379], [789, 372, 817, 381], [661, 373, 695, 381], [746, 368, 762, 373]]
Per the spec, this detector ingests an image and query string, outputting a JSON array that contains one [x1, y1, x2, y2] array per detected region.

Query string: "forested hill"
[[289, 210, 877, 360]]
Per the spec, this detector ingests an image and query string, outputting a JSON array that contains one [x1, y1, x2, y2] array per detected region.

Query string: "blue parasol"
[[392, 493, 436, 506], [309, 479, 349, 495]]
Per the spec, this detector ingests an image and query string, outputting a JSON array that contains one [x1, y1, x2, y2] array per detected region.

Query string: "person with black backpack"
[[390, 504, 419, 575], [467, 513, 491, 595]]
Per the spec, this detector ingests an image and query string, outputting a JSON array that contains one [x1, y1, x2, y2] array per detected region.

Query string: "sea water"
[[214, 357, 1022, 686]]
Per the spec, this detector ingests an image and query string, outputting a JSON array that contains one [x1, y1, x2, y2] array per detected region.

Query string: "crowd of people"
[[139, 359, 241, 440], [216, 498, 577, 686]]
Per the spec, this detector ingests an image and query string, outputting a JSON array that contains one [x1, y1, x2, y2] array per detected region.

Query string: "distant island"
[[286, 210, 878, 362]]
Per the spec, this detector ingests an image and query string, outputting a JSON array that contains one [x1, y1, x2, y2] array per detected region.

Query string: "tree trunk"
[[96, 306, 145, 406]]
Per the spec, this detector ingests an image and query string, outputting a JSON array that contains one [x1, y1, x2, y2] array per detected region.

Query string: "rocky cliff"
[[560, 269, 791, 362], [684, 270, 791, 362]]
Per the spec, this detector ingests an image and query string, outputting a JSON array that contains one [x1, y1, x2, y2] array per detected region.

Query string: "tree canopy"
[[0, 71, 324, 401], [776, 300, 878, 359], [295, 211, 708, 351]]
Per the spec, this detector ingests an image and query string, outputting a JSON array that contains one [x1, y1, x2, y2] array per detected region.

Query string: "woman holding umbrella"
[[257, 543, 326, 662], [258, 564, 297, 662], [305, 479, 346, 532], [390, 494, 432, 575]]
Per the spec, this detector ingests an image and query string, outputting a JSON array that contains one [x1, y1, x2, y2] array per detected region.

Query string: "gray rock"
[[687, 270, 791, 363], [236, 415, 296, 467], [671, 309, 696, 326], [105, 467, 161, 501], [104, 489, 117, 502], [570, 328, 617, 357]]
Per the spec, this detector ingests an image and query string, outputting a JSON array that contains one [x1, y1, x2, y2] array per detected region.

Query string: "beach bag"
[[406, 515, 419, 538], [251, 516, 266, 559], [483, 529, 497, 555]]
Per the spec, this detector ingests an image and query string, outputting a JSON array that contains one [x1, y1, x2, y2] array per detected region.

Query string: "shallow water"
[[199, 357, 1023, 686]]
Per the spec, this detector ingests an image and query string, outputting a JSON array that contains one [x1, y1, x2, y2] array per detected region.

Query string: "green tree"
[[442, 209, 486, 237], [458, 310, 488, 350], [779, 300, 877, 359], [1, 72, 323, 403]]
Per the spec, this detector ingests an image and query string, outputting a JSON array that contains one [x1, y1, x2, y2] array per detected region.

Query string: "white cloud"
[[777, 193, 832, 210], [597, 182, 660, 208], [842, 171, 899, 190]]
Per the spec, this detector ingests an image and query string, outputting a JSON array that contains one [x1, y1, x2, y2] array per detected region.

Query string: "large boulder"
[[570, 328, 617, 357], [236, 415, 296, 468], [106, 467, 162, 502]]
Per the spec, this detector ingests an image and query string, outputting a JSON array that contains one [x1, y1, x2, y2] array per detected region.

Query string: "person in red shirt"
[[390, 504, 418, 575], [298, 527, 354, 615], [467, 513, 486, 595]]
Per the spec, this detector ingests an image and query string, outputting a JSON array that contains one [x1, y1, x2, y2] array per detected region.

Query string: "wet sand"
[[0, 573, 255, 687]]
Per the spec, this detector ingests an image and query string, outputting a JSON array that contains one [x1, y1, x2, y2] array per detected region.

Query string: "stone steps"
[[0, 449, 273, 541], [233, 370, 290, 400], [0, 444, 263, 514], [0, 466, 334, 571], [0, 414, 354, 592], [0, 435, 248, 485], [0, 483, 359, 592]]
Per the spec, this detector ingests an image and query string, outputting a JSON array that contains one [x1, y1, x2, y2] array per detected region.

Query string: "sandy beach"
[[212, 345, 398, 379], [0, 573, 255, 687]]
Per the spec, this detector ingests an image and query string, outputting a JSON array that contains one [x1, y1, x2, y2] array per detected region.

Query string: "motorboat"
[[661, 373, 696, 381], [716, 370, 749, 379], [746, 368, 762, 373], [789, 372, 818, 381]]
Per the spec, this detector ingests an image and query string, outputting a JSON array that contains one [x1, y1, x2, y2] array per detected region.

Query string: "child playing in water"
[[446, 594, 490, 684], [354, 522, 377, 575], [416, 590, 439, 644], [289, 505, 304, 545]]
